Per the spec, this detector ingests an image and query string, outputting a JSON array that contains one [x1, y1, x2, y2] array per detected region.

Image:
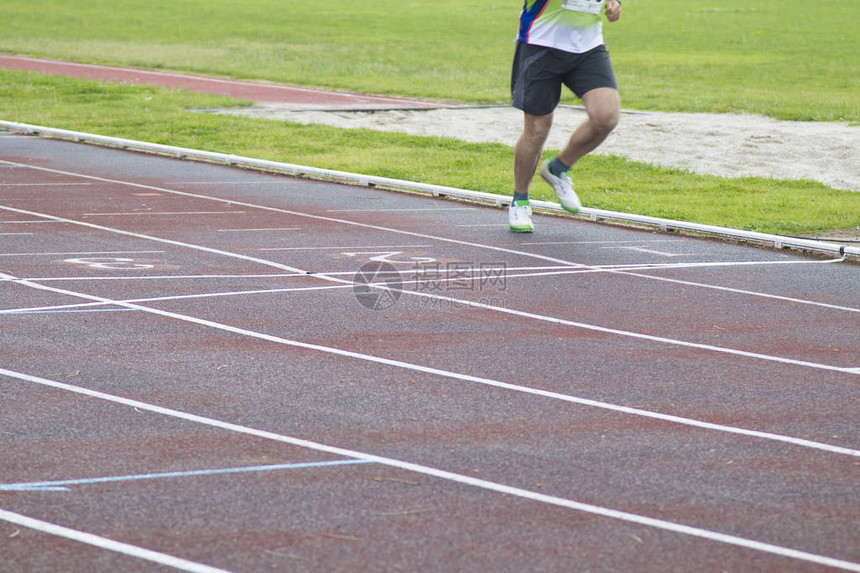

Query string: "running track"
[[0, 55, 450, 111], [1, 131, 858, 572]]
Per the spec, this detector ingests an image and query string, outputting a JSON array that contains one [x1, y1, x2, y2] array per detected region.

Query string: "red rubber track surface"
[[0, 132, 858, 572], [0, 55, 449, 110]]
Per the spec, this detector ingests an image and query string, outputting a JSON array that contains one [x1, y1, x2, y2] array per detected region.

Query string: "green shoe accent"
[[509, 200, 534, 233]]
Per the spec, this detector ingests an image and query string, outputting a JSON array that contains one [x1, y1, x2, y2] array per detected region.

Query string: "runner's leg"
[[557, 87, 620, 167], [514, 112, 554, 195]]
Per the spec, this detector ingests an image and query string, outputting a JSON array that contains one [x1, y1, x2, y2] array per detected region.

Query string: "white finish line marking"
[[0, 509, 232, 573], [0, 159, 606, 267], [4, 272, 304, 282], [1, 367, 858, 572], [1, 199, 856, 356], [0, 460, 373, 492], [325, 207, 475, 212], [217, 227, 301, 232], [5, 262, 857, 319], [2, 270, 857, 458], [457, 224, 507, 227], [522, 240, 685, 245], [0, 202, 854, 377], [607, 245, 698, 257], [2, 157, 852, 313], [0, 250, 164, 258], [259, 244, 438, 251], [0, 182, 92, 187], [10, 307, 136, 315], [82, 211, 245, 216]]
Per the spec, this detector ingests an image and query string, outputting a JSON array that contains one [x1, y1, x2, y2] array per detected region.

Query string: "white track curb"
[[1, 120, 856, 260]]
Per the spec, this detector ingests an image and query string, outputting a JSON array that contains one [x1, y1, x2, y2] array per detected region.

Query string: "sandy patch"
[[227, 105, 858, 192]]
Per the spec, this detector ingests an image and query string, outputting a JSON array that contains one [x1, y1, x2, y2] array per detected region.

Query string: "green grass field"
[[1, 0, 859, 235], [3, 0, 857, 121]]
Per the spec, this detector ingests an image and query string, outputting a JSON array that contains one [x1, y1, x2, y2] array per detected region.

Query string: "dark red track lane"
[[0, 55, 449, 110], [1, 133, 858, 572]]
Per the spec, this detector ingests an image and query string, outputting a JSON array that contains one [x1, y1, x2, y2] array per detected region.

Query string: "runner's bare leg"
[[557, 87, 620, 167], [514, 112, 554, 194]]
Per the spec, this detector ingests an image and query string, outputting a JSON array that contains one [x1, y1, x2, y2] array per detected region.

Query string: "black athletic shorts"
[[511, 42, 617, 116]]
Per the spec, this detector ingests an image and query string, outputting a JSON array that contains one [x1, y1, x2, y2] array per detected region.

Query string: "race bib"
[[561, 0, 603, 15]]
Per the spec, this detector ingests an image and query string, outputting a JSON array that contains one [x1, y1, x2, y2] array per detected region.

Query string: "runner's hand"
[[606, 0, 622, 22]]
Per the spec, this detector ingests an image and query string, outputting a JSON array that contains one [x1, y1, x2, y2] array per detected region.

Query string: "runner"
[[509, 0, 622, 232]]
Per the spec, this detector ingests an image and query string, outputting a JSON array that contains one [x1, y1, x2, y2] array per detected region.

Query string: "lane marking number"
[[64, 257, 155, 270], [342, 251, 436, 264]]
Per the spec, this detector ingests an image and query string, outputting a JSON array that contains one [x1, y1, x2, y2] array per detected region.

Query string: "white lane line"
[[325, 208, 476, 213], [0, 284, 351, 314], [217, 228, 301, 232], [406, 288, 860, 374], [0, 182, 92, 187], [0, 205, 306, 274], [0, 509, 233, 573], [607, 246, 698, 257], [4, 273, 305, 282], [9, 308, 136, 315], [2, 271, 857, 457], [0, 203, 857, 374], [1, 368, 857, 572], [6, 263, 858, 319], [0, 161, 586, 266], [2, 158, 852, 313], [0, 266, 829, 314], [0, 202, 855, 374], [0, 250, 164, 258], [2, 262, 852, 285], [6, 234, 859, 372], [0, 460, 374, 492], [0, 232, 32, 236], [616, 268, 860, 314], [259, 244, 438, 251], [433, 260, 859, 314], [522, 240, 685, 245], [0, 265, 508, 313], [0, 266, 530, 313], [82, 211, 246, 216], [0, 202, 849, 310], [163, 181, 280, 185], [0, 263, 825, 313]]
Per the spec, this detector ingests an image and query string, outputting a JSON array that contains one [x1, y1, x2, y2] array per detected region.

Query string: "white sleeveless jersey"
[[518, 0, 604, 53]]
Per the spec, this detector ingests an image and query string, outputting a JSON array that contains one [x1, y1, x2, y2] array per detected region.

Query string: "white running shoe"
[[540, 160, 582, 214], [508, 200, 534, 233]]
